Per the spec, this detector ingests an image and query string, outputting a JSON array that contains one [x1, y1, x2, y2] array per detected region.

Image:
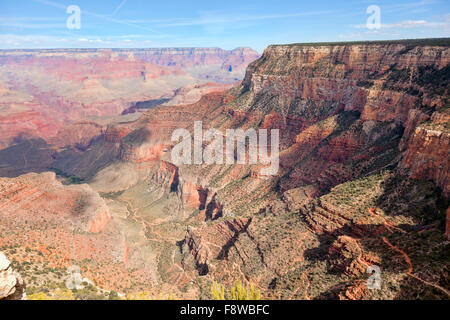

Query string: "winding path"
[[382, 236, 450, 297]]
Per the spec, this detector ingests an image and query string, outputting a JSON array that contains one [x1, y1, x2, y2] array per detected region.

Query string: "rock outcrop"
[[0, 172, 111, 233], [446, 207, 450, 240], [182, 218, 251, 276], [328, 236, 374, 276], [400, 110, 449, 196], [0, 252, 26, 300], [163, 82, 235, 106], [243, 41, 449, 125]]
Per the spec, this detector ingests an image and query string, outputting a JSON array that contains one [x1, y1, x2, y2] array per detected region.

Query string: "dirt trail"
[[353, 239, 371, 269], [382, 237, 413, 273], [382, 236, 450, 297], [289, 271, 311, 300], [368, 207, 405, 234], [302, 272, 311, 300]]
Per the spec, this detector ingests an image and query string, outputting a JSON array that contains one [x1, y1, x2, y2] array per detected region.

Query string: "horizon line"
[[1, 37, 449, 51]]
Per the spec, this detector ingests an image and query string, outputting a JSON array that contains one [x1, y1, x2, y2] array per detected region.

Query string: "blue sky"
[[0, 0, 449, 52]]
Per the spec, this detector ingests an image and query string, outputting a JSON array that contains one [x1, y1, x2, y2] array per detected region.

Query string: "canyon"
[[0, 47, 259, 150], [0, 39, 448, 300]]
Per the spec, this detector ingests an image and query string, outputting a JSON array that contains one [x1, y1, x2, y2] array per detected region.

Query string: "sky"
[[0, 0, 449, 52]]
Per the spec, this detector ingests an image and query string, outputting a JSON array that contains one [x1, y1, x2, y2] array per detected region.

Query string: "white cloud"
[[0, 34, 157, 49]]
